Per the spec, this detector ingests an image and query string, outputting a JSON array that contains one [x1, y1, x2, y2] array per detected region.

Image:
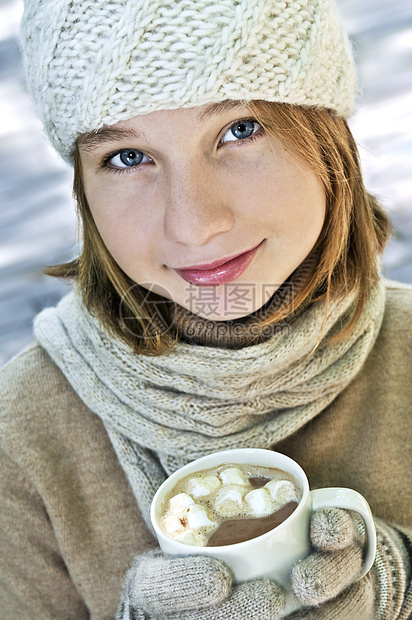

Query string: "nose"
[[163, 160, 234, 246]]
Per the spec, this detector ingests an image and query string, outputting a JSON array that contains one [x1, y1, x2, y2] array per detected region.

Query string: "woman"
[[0, 0, 411, 618]]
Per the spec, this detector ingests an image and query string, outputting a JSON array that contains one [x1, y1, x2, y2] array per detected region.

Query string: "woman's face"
[[79, 102, 326, 320]]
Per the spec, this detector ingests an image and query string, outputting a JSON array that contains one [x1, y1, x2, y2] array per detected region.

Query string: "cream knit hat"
[[20, 0, 357, 163]]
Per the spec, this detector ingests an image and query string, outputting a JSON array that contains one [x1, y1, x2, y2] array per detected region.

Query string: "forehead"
[[77, 101, 249, 153]]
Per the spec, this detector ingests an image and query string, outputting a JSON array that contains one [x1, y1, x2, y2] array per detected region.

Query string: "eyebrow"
[[77, 100, 247, 153], [77, 126, 146, 153], [195, 99, 247, 122]]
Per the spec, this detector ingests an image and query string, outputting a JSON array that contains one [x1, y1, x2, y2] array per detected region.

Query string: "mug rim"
[[150, 448, 310, 550]]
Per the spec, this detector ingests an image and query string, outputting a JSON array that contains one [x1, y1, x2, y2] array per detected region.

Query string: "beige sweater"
[[0, 280, 411, 619]]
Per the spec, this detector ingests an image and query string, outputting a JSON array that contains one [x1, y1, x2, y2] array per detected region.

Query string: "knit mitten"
[[287, 508, 409, 620], [116, 549, 286, 619]]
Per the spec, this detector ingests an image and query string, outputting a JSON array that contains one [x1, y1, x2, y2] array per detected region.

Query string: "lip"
[[173, 240, 264, 286]]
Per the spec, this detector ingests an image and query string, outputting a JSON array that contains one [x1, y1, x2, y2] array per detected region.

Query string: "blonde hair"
[[46, 102, 392, 355]]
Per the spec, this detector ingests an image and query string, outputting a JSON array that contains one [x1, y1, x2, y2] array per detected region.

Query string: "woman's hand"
[[116, 550, 286, 619], [287, 507, 375, 619], [118, 508, 407, 619]]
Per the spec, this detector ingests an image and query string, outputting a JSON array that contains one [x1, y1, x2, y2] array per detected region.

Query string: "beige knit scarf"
[[34, 282, 385, 529]]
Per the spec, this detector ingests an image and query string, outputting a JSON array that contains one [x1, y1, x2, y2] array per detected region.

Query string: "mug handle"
[[310, 487, 377, 579]]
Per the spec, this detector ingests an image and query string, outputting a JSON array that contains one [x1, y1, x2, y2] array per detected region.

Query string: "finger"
[[164, 580, 286, 620], [128, 553, 232, 615], [286, 573, 375, 620], [291, 544, 363, 606], [310, 508, 356, 551]]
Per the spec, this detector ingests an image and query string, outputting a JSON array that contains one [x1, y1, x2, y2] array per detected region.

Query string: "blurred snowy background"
[[0, 0, 411, 366]]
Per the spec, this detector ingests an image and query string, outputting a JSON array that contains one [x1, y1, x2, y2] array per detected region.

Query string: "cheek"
[[261, 161, 326, 238], [285, 176, 325, 231], [84, 179, 160, 254], [217, 158, 278, 220]]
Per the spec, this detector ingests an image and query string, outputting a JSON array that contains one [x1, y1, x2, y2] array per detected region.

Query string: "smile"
[[173, 241, 264, 286]]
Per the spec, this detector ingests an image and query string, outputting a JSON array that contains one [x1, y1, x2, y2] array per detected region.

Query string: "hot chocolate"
[[160, 463, 301, 547]]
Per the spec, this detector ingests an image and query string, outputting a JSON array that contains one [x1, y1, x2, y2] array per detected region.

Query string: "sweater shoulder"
[[382, 279, 412, 333], [384, 278, 412, 297], [0, 341, 90, 455], [0, 340, 75, 408]]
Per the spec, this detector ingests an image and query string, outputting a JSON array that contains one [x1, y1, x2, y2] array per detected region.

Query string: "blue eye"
[[109, 149, 148, 168], [221, 120, 262, 144]]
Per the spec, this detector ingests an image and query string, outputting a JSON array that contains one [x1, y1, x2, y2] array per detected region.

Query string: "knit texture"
[[288, 519, 410, 620], [289, 509, 375, 619], [310, 506, 357, 551], [117, 507, 408, 619], [34, 283, 385, 531], [117, 550, 285, 619], [290, 510, 410, 620], [373, 520, 409, 619], [291, 534, 364, 605], [290, 510, 408, 619], [20, 0, 357, 162], [288, 575, 375, 620], [126, 552, 232, 614]]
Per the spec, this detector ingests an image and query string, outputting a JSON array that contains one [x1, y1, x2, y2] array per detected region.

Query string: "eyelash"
[[100, 118, 264, 175]]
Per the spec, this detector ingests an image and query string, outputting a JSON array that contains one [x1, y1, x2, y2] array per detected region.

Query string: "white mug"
[[150, 448, 376, 614]]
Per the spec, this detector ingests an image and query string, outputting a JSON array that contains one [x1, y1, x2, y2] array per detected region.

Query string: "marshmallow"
[[265, 479, 298, 509], [186, 504, 217, 530], [245, 488, 273, 517], [214, 484, 247, 517], [161, 500, 217, 543], [168, 492, 195, 515], [185, 474, 221, 498], [161, 513, 188, 536], [220, 467, 249, 487]]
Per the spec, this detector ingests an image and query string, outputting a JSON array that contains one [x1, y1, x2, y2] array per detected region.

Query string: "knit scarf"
[[34, 282, 385, 530]]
